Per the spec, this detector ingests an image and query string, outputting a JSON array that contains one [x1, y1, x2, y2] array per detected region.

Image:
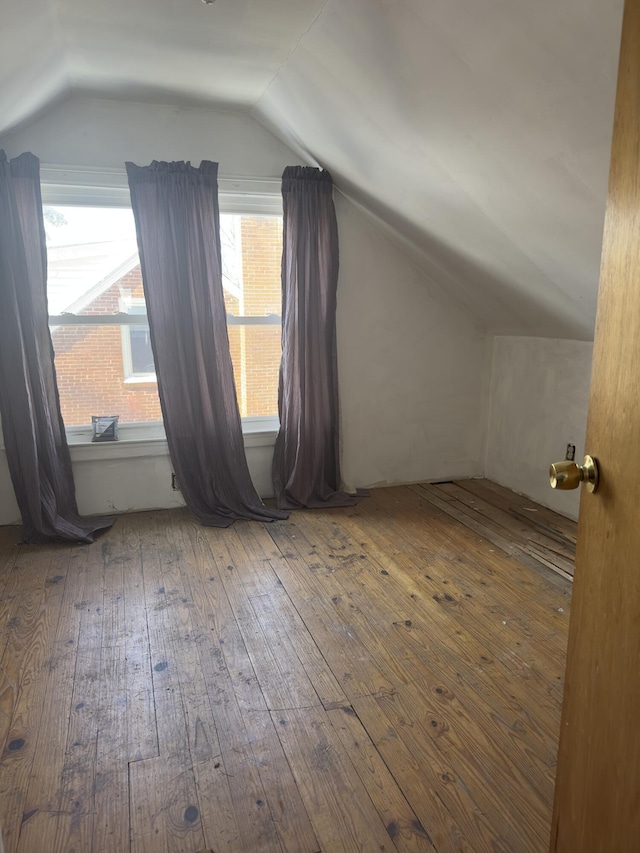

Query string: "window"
[[129, 326, 155, 375], [120, 299, 155, 381], [45, 203, 283, 432]]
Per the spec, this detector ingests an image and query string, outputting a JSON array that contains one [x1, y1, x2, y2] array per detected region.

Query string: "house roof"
[[1, 0, 625, 339], [46, 213, 246, 315]]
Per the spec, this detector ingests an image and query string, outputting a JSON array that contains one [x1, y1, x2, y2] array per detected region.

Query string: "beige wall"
[[336, 192, 491, 490], [485, 336, 593, 520], [0, 95, 297, 176]]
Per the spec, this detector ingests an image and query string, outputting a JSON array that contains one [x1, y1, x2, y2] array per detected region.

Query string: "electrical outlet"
[[565, 444, 576, 461], [171, 473, 180, 491]]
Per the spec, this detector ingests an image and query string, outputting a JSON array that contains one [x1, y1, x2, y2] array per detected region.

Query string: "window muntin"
[[45, 205, 282, 429]]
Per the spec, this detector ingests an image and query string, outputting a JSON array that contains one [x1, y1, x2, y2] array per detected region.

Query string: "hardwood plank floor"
[[0, 481, 573, 852]]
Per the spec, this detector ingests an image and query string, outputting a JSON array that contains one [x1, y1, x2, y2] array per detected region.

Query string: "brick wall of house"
[[52, 215, 283, 427], [52, 268, 163, 425], [236, 215, 283, 418]]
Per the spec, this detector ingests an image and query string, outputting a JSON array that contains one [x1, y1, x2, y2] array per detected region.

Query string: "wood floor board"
[[0, 481, 571, 853], [410, 483, 574, 583], [173, 511, 318, 853], [348, 693, 475, 852], [216, 523, 288, 601], [370, 684, 515, 853], [357, 483, 572, 606], [16, 809, 94, 853], [274, 508, 559, 806], [438, 498, 575, 581], [325, 704, 437, 852], [92, 520, 134, 853], [376, 679, 550, 848], [128, 753, 206, 853], [198, 524, 327, 713], [227, 521, 347, 710], [264, 503, 565, 773], [270, 705, 392, 852], [360, 485, 571, 648], [290, 500, 568, 711], [455, 480, 578, 545], [267, 516, 425, 691], [237, 600, 325, 712], [121, 512, 158, 763], [260, 523, 397, 701], [131, 511, 207, 853], [57, 593, 102, 818], [343, 523, 569, 701], [437, 482, 575, 562], [249, 589, 347, 710], [21, 545, 95, 817], [0, 541, 60, 716], [288, 496, 566, 794], [0, 543, 73, 850]]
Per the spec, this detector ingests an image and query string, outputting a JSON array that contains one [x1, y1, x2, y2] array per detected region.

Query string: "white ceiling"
[[1, 0, 625, 338]]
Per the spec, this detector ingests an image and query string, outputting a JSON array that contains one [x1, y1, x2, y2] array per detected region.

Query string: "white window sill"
[[67, 437, 170, 462], [123, 374, 157, 385], [62, 416, 279, 461]]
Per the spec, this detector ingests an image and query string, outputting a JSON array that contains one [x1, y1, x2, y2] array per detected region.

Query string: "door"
[[551, 1, 640, 849]]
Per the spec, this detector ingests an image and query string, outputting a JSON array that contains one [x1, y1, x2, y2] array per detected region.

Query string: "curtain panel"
[[272, 166, 360, 509], [0, 151, 114, 543], [126, 159, 287, 527]]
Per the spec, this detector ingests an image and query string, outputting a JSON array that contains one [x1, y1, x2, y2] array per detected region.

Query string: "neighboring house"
[[49, 216, 283, 427]]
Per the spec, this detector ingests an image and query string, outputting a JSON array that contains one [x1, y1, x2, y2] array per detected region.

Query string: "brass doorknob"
[[549, 455, 599, 493]]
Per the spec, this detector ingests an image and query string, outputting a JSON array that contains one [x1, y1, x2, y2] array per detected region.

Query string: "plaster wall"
[[0, 439, 275, 527], [336, 192, 491, 490], [0, 95, 297, 176], [485, 336, 593, 520]]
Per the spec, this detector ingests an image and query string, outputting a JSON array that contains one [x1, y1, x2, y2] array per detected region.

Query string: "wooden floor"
[[0, 480, 574, 853]]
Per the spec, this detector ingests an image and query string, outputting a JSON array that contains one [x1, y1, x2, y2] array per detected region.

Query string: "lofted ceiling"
[[0, 0, 625, 338]]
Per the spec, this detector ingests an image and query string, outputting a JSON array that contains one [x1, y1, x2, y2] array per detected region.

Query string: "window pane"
[[45, 206, 139, 315], [51, 324, 163, 427], [46, 206, 161, 425], [221, 214, 282, 317], [228, 325, 281, 418], [130, 326, 155, 374]]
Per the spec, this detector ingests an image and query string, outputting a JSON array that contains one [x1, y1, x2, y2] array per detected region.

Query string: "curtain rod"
[[40, 164, 283, 188]]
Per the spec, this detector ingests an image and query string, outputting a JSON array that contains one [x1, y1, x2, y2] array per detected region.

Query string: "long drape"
[[126, 160, 287, 527], [272, 166, 359, 508], [0, 151, 114, 543]]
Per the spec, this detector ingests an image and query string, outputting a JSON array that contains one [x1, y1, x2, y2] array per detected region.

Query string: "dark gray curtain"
[[126, 160, 287, 527], [272, 166, 360, 508], [0, 151, 115, 543]]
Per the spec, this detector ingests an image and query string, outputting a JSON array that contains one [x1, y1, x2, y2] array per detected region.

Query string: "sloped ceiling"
[[0, 0, 625, 338]]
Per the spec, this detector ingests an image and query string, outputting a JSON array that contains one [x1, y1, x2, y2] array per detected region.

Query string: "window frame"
[[42, 167, 283, 444]]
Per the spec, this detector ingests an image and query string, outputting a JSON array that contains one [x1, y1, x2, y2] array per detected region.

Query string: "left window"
[[45, 205, 162, 428], [45, 201, 284, 435]]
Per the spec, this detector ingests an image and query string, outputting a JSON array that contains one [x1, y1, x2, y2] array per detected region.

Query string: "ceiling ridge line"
[[254, 0, 332, 111]]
